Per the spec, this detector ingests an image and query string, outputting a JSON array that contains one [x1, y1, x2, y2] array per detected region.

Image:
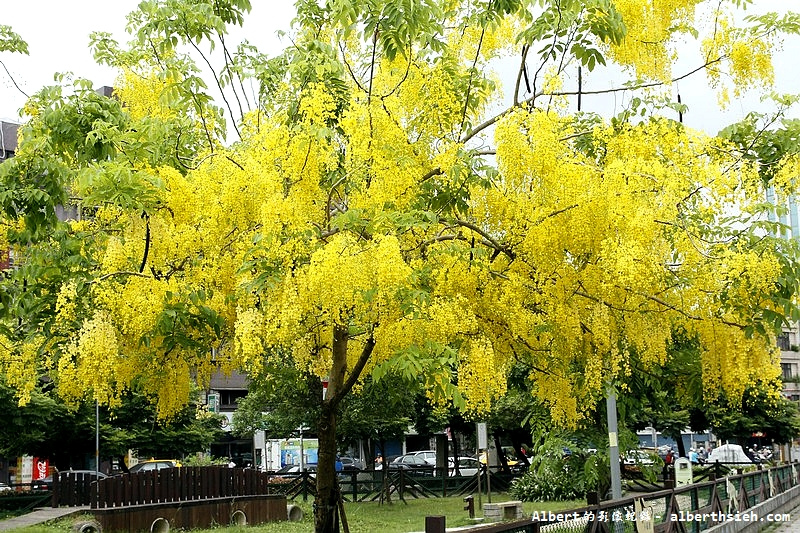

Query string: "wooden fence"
[[53, 468, 287, 533], [51, 466, 276, 508]]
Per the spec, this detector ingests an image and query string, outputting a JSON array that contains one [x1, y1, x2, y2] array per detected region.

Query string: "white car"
[[412, 450, 437, 465], [0, 482, 11, 492], [448, 457, 482, 476], [624, 450, 656, 465]]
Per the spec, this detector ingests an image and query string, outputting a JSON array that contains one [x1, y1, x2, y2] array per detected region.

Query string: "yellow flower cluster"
[[59, 311, 122, 407], [457, 337, 507, 416], [234, 307, 264, 366], [608, 0, 699, 81], [114, 69, 177, 121], [54, 280, 79, 333], [2, 340, 39, 406], [701, 12, 775, 104]]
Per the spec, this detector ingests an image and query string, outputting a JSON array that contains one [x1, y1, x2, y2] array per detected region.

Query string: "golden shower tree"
[[1, 1, 799, 530]]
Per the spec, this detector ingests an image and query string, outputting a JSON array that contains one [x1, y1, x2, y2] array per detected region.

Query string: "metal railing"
[[466, 462, 800, 533]]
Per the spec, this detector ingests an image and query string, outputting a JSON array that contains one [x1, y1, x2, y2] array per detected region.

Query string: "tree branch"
[[514, 44, 530, 105], [447, 218, 516, 260], [460, 55, 727, 145], [96, 271, 151, 282], [185, 35, 242, 139], [330, 333, 376, 411], [0, 59, 28, 98], [139, 212, 150, 274], [459, 25, 486, 135]]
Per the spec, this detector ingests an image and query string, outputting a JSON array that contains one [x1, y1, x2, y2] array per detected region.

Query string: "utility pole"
[[606, 386, 622, 499], [606, 385, 624, 533]]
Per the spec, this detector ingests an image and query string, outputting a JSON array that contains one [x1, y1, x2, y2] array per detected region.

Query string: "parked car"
[[480, 450, 526, 474], [388, 454, 435, 475], [275, 464, 317, 474], [411, 450, 437, 465], [128, 459, 181, 473], [448, 456, 482, 477], [33, 470, 108, 490], [0, 482, 12, 493], [624, 450, 656, 466], [339, 455, 364, 471], [270, 464, 317, 483]]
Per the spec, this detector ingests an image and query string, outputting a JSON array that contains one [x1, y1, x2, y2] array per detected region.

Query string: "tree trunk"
[[314, 326, 348, 533], [509, 435, 530, 467], [494, 434, 511, 474], [452, 430, 461, 476], [315, 400, 338, 533], [664, 429, 686, 458], [312, 327, 376, 533]]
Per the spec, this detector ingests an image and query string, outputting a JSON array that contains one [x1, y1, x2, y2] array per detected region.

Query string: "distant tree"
[[101, 386, 225, 463], [0, 379, 223, 469], [231, 358, 322, 441], [704, 381, 800, 446]]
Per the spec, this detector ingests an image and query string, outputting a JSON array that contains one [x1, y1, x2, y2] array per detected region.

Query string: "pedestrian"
[[697, 447, 707, 463]]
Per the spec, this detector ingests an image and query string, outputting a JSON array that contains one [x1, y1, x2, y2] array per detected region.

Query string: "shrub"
[[510, 438, 590, 501]]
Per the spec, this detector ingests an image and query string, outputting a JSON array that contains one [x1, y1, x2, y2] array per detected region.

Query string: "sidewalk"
[[766, 505, 800, 533], [0, 506, 90, 531]]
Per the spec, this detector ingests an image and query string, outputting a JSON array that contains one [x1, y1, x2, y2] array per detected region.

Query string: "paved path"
[[0, 506, 90, 531], [766, 505, 800, 532]]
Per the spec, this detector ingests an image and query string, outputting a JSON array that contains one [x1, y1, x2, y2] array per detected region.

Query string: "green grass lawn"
[[5, 495, 586, 533]]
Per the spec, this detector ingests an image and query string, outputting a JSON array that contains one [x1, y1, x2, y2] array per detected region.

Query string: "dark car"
[[275, 464, 317, 474], [339, 455, 363, 472], [33, 470, 108, 490], [128, 460, 180, 473], [388, 454, 435, 475]]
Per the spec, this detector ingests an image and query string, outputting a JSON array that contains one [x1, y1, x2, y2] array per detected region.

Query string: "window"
[[778, 333, 791, 351], [782, 363, 793, 380], [219, 390, 247, 410]]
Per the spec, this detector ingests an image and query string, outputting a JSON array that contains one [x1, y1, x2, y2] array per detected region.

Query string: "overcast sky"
[[0, 1, 796, 137]]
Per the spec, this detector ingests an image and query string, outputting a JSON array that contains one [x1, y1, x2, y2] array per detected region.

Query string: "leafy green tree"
[[101, 387, 226, 465], [0, 379, 223, 470], [704, 382, 800, 446], [231, 358, 322, 441]]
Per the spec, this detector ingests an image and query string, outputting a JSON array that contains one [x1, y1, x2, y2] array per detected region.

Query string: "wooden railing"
[[51, 467, 275, 508]]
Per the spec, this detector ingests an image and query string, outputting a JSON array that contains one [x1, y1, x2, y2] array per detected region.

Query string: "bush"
[[181, 454, 229, 467], [510, 438, 593, 501]]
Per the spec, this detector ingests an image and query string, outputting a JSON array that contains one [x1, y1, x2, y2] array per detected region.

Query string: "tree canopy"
[[2, 1, 800, 530]]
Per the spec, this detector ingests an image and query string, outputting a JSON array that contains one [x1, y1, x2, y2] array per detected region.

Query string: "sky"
[[0, 1, 797, 137], [0, 1, 295, 121]]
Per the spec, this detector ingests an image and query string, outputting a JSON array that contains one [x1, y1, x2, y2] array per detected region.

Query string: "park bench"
[[483, 500, 523, 521]]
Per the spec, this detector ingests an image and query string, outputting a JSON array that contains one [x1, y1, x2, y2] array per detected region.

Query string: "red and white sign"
[[33, 457, 49, 481], [321, 377, 329, 400]]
